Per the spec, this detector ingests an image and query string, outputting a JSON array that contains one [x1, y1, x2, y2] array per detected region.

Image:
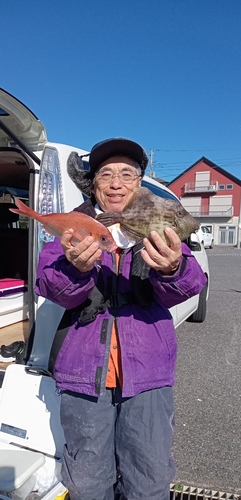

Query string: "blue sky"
[[1, 0, 241, 181]]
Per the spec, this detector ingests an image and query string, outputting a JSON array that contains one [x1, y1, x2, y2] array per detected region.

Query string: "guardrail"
[[186, 207, 233, 217], [184, 181, 218, 193]]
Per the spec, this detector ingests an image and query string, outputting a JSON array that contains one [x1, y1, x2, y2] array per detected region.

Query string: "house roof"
[[154, 177, 169, 185], [167, 156, 241, 187]]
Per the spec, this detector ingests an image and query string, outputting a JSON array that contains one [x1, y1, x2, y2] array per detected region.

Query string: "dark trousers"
[[60, 385, 175, 500]]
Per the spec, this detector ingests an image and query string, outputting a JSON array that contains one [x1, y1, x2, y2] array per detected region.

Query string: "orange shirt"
[[106, 248, 123, 388]]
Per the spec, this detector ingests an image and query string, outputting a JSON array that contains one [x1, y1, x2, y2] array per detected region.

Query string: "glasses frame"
[[95, 171, 141, 185]]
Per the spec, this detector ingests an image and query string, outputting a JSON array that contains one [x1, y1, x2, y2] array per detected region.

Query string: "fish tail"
[[95, 212, 120, 227], [9, 196, 40, 221]]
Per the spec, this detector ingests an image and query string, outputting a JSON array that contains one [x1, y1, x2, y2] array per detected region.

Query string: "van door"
[[0, 88, 47, 336], [28, 143, 89, 369], [0, 88, 90, 365]]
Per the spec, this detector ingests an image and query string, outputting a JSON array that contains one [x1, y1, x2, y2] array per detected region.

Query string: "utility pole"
[[149, 149, 155, 178]]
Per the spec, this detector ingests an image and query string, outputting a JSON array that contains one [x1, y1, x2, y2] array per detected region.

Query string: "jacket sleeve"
[[149, 243, 207, 309], [35, 238, 98, 309]]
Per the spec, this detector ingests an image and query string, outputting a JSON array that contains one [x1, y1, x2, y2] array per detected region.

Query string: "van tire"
[[187, 282, 207, 323], [209, 240, 214, 249]]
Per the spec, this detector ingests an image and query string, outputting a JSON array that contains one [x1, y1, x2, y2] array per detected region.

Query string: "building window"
[[219, 226, 236, 245], [226, 184, 233, 190], [218, 184, 225, 190]]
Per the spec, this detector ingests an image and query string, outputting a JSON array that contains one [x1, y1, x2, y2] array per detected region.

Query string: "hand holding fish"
[[141, 228, 182, 275], [60, 230, 102, 273]]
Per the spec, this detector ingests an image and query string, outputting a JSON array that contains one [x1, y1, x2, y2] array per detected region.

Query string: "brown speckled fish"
[[10, 196, 117, 252], [96, 187, 199, 244]]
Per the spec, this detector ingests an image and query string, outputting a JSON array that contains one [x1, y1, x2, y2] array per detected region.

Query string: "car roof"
[[142, 176, 179, 202]]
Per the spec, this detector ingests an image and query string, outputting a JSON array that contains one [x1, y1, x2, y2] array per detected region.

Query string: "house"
[[167, 157, 241, 247]]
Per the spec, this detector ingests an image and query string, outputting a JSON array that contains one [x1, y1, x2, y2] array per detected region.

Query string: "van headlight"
[[38, 147, 64, 249]]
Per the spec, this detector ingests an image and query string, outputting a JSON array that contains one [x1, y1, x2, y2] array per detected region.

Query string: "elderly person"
[[35, 138, 207, 500]]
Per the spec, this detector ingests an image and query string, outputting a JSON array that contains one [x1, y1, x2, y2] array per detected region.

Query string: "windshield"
[[141, 179, 178, 201]]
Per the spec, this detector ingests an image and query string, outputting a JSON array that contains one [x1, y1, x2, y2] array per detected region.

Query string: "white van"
[[196, 225, 214, 249], [0, 88, 210, 500]]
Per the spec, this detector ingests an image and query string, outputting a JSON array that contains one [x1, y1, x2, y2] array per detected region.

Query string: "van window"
[[0, 190, 29, 280], [201, 226, 212, 234], [141, 179, 178, 201], [0, 187, 29, 229]]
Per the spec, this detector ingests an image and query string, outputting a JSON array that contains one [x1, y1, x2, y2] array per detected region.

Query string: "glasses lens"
[[97, 172, 112, 182], [120, 172, 136, 183]]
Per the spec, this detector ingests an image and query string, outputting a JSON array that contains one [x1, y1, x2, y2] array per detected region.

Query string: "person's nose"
[[109, 173, 123, 187]]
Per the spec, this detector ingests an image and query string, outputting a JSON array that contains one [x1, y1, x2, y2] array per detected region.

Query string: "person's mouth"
[[107, 194, 125, 202]]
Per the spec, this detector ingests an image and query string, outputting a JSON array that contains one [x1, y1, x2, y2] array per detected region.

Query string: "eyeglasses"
[[95, 171, 140, 184]]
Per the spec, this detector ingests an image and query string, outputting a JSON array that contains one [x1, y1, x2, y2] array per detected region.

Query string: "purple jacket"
[[35, 238, 206, 397]]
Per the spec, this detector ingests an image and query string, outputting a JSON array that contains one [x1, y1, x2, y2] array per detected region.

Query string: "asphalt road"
[[172, 246, 241, 495]]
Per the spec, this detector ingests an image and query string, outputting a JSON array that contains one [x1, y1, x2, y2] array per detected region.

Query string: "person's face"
[[92, 156, 142, 213]]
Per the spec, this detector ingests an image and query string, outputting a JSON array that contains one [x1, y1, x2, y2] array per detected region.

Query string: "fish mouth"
[[107, 243, 118, 252]]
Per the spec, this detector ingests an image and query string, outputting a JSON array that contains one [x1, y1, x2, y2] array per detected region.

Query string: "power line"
[[157, 148, 241, 153], [147, 148, 241, 180], [149, 157, 241, 170]]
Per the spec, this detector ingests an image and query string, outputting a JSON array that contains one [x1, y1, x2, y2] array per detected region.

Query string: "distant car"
[[196, 225, 214, 249]]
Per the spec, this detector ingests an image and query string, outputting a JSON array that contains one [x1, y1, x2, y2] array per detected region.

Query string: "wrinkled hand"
[[141, 228, 182, 275], [60, 229, 102, 273]]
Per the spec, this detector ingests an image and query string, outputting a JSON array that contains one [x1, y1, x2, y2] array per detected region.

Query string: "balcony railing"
[[184, 181, 218, 194], [187, 206, 233, 217]]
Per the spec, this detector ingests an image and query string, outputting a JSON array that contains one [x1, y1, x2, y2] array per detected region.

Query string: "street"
[[173, 246, 241, 495]]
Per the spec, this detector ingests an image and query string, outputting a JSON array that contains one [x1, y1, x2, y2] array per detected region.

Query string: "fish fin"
[[9, 197, 35, 218], [95, 212, 120, 227], [8, 208, 19, 215], [121, 226, 142, 242]]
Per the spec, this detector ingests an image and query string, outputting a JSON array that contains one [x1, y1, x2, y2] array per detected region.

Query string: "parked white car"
[[196, 225, 214, 249], [0, 87, 210, 500]]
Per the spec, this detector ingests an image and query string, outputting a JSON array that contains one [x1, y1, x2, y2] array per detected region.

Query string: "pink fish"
[[10, 197, 118, 252]]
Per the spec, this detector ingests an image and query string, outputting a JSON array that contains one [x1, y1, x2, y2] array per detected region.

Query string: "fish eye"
[[100, 236, 107, 242]]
